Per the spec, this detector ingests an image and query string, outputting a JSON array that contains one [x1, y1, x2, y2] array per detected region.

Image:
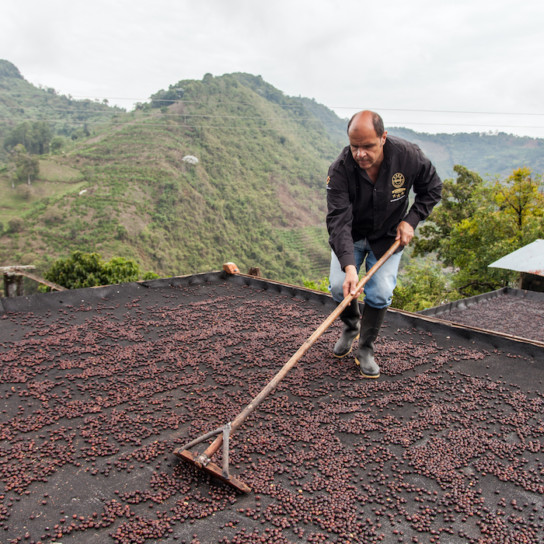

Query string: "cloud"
[[1, 0, 544, 136]]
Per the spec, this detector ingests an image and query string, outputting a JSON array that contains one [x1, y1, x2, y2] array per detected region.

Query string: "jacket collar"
[[342, 146, 358, 173]]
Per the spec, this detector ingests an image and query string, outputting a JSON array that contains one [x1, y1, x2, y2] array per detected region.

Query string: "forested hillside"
[[0, 60, 122, 161], [1, 67, 339, 282], [388, 127, 544, 180], [1, 59, 543, 286]]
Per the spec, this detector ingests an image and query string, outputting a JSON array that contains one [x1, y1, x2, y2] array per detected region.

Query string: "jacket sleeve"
[[326, 163, 355, 270], [403, 147, 443, 229]]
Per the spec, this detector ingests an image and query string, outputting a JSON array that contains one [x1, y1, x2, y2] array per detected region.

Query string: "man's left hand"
[[396, 221, 414, 246]]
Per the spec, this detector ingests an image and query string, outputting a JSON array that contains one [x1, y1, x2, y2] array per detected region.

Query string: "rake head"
[[175, 448, 251, 493]]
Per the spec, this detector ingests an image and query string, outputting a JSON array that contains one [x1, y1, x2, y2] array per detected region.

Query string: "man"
[[326, 110, 442, 378]]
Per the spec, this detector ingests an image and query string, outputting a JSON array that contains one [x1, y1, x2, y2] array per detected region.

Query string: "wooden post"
[[0, 265, 65, 297], [521, 272, 544, 292], [3, 273, 24, 297]]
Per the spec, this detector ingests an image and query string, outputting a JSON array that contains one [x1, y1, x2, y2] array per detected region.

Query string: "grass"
[[0, 160, 87, 223]]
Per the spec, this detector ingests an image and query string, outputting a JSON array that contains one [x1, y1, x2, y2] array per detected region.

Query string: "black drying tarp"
[[419, 287, 544, 344], [0, 274, 543, 543]]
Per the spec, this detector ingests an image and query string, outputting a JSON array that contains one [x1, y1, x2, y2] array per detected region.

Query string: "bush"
[[116, 225, 129, 240], [44, 251, 156, 289], [7, 218, 25, 233], [302, 276, 329, 293], [50, 136, 65, 153], [392, 259, 459, 312]]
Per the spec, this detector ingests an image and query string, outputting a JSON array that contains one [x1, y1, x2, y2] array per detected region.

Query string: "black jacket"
[[326, 135, 442, 269]]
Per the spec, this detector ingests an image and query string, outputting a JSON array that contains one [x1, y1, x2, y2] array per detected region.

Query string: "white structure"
[[489, 239, 544, 276], [182, 155, 199, 165], [489, 239, 544, 291]]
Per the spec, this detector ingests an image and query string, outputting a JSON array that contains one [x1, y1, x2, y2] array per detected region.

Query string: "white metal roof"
[[488, 239, 544, 276]]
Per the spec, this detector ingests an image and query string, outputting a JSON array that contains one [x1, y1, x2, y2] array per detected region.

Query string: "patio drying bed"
[[0, 277, 543, 543], [438, 294, 544, 343]]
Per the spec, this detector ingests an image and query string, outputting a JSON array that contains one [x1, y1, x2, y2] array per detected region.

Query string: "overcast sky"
[[2, 0, 544, 138]]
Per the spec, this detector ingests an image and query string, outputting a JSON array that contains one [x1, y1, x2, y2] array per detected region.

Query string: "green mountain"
[[1, 60, 543, 286], [1, 68, 339, 283]]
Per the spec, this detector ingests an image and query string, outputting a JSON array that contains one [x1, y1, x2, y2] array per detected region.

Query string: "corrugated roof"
[[488, 239, 544, 276], [0, 272, 543, 543]]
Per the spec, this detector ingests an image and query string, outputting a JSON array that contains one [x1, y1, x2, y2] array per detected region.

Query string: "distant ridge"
[[0, 59, 23, 79]]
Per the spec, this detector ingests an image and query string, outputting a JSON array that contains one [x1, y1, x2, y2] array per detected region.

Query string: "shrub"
[[44, 251, 156, 289], [7, 218, 25, 233]]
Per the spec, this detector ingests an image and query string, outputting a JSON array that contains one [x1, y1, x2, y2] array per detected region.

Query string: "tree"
[[413, 165, 485, 263], [445, 210, 514, 296], [4, 121, 52, 155], [45, 251, 105, 289], [150, 86, 183, 109], [50, 136, 65, 153], [414, 166, 544, 297], [392, 259, 456, 311], [10, 144, 39, 186], [102, 257, 140, 285], [44, 251, 156, 289], [493, 167, 544, 235]]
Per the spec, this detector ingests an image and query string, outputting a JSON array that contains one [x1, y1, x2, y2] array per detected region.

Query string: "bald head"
[[347, 110, 385, 138], [347, 111, 387, 175]]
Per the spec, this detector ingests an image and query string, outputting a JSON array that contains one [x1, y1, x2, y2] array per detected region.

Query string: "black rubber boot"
[[333, 299, 361, 358], [354, 305, 387, 378]]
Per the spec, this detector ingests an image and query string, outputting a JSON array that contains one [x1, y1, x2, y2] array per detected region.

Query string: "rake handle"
[[199, 239, 401, 461]]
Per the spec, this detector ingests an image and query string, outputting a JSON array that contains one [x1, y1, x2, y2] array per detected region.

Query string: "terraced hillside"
[[0, 72, 342, 284]]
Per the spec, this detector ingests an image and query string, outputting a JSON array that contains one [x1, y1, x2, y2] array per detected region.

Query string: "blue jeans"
[[329, 239, 402, 309]]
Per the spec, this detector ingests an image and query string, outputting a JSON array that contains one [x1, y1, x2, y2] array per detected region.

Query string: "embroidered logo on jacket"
[[391, 173, 406, 201]]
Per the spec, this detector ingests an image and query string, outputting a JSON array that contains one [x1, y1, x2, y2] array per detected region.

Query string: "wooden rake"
[[174, 240, 401, 493]]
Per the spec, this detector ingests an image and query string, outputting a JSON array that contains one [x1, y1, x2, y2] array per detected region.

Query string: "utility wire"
[[331, 106, 544, 117], [2, 101, 544, 132], [7, 93, 544, 117], [2, 119, 543, 132], [1, 116, 543, 132], [2, 105, 544, 123]]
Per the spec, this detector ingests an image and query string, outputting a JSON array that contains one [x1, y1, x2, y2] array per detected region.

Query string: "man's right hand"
[[342, 265, 360, 299]]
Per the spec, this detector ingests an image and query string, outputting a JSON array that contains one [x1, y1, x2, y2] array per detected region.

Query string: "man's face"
[[348, 126, 387, 171]]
